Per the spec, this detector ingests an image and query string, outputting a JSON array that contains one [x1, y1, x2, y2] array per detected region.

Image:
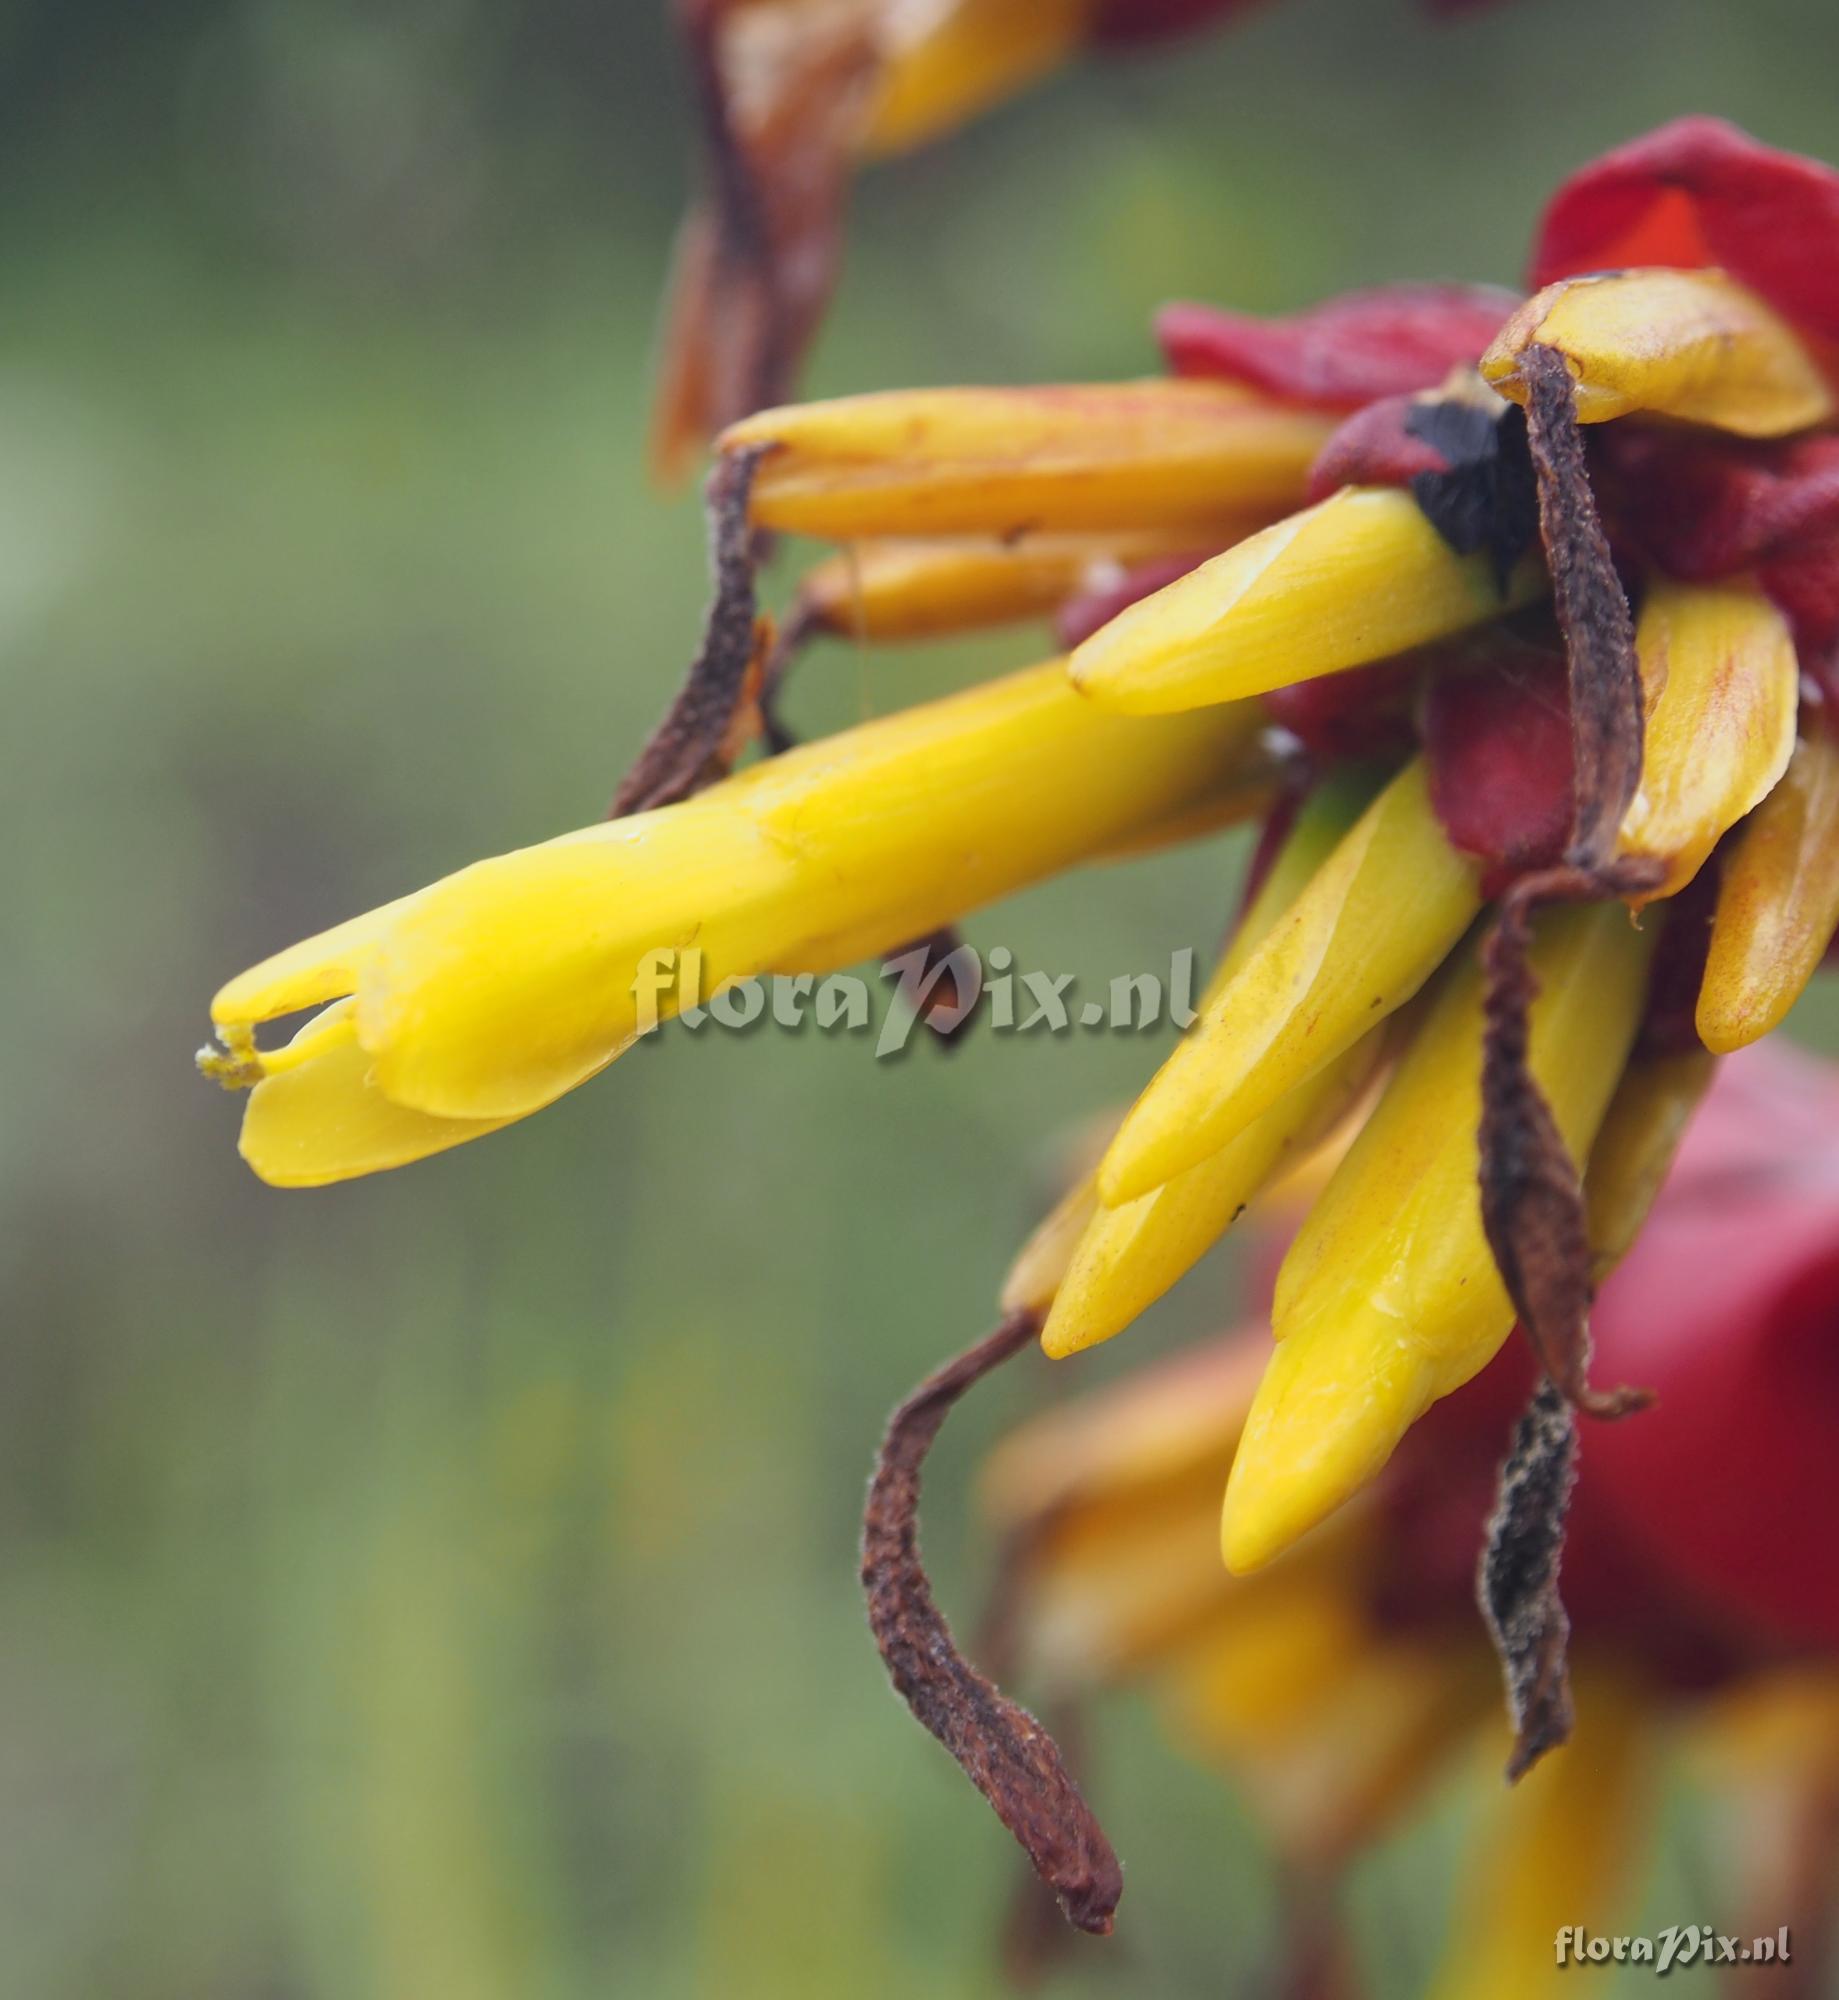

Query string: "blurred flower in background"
[[649, 0, 1517, 471]]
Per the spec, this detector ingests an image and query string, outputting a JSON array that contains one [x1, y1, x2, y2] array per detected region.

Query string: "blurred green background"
[[6, 2, 1839, 1994]]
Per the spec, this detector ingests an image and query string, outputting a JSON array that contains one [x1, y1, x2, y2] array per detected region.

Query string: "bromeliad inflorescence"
[[198, 117, 1839, 1940]]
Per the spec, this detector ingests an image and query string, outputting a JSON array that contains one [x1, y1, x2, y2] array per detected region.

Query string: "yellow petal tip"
[[1221, 1317, 1437, 1575]]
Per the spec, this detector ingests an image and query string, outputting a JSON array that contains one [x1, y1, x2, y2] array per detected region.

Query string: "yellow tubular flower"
[[1699, 726, 1839, 1052], [1583, 1049, 1718, 1280], [1222, 900, 1654, 1575], [1426, 1673, 1656, 2000], [1040, 769, 1386, 1359], [859, 0, 1092, 157], [1067, 487, 1545, 714], [796, 530, 1242, 643], [1481, 268, 1836, 437], [721, 381, 1335, 540], [222, 998, 518, 1183], [1619, 579, 1799, 903], [206, 663, 1268, 1186], [1097, 758, 1482, 1206]]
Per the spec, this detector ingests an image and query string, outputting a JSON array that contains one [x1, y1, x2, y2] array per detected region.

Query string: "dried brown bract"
[[612, 442, 773, 816], [1478, 1379, 1579, 1780], [861, 1309, 1124, 1935]]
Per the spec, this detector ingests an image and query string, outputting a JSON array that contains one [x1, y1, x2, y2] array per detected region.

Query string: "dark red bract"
[[1306, 392, 1464, 500], [1601, 430, 1839, 655], [1420, 636, 1574, 894], [1262, 656, 1419, 761]]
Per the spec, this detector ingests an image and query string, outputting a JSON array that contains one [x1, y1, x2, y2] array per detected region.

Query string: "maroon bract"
[[1421, 637, 1574, 894], [1160, 284, 1519, 410]]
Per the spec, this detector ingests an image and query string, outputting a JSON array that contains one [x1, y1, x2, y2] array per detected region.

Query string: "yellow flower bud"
[[1427, 1673, 1655, 2000], [1098, 758, 1482, 1206], [1583, 1049, 1718, 1280], [797, 530, 1246, 643], [1619, 580, 1799, 904], [722, 380, 1333, 540], [1068, 487, 1544, 715], [1221, 900, 1654, 1574], [1040, 768, 1387, 1357], [1698, 726, 1839, 1053]]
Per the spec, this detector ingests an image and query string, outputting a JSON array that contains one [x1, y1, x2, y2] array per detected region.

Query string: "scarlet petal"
[[1157, 284, 1518, 410], [1531, 116, 1839, 348], [1421, 638, 1574, 894]]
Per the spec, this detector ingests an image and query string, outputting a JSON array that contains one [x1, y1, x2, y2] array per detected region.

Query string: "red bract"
[[1531, 115, 1839, 352], [1583, 1046, 1839, 1652], [1599, 431, 1839, 655], [1261, 655, 1419, 761], [1291, 128, 1839, 665], [1420, 636, 1573, 893], [1306, 392, 1461, 499], [1768, 556, 1839, 662], [1632, 861, 1722, 1060], [1159, 284, 1517, 410], [1601, 430, 1839, 576]]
